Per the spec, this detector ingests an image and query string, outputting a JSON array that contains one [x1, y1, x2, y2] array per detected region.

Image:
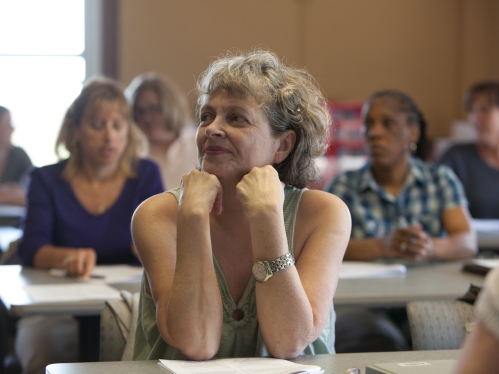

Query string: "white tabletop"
[[0, 205, 25, 218], [0, 265, 142, 316], [334, 261, 483, 307], [0, 261, 484, 317], [472, 219, 499, 249], [46, 350, 460, 374]]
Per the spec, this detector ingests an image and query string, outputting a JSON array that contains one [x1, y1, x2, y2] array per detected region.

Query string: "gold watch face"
[[252, 262, 271, 283]]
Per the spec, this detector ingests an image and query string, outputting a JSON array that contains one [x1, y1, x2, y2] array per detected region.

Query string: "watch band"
[[267, 252, 295, 274]]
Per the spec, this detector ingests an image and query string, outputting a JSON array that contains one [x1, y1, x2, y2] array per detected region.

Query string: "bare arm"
[[432, 206, 476, 260], [132, 170, 223, 360], [453, 320, 499, 374], [237, 167, 350, 358], [33, 245, 96, 277], [0, 182, 26, 206], [344, 206, 476, 261]]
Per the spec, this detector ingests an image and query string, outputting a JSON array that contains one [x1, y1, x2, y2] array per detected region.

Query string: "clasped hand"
[[179, 166, 284, 215], [382, 224, 434, 260]]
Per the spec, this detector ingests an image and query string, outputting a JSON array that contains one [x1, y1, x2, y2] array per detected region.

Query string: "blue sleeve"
[[138, 160, 164, 202], [437, 164, 468, 211], [18, 168, 54, 266]]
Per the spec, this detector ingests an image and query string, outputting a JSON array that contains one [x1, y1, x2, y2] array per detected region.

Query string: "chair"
[[407, 300, 476, 350], [99, 291, 140, 361], [0, 238, 21, 265]]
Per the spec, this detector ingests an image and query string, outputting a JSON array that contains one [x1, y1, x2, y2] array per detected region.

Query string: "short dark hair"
[[0, 106, 9, 118], [464, 80, 499, 112], [363, 89, 430, 161]]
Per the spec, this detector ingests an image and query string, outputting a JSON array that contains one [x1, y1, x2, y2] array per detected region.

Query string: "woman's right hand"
[[179, 169, 223, 215], [61, 248, 97, 277]]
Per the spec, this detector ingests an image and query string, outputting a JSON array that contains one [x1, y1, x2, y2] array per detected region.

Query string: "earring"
[[410, 143, 417, 153]]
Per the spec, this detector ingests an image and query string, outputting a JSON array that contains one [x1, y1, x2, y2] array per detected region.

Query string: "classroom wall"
[[118, 0, 499, 138]]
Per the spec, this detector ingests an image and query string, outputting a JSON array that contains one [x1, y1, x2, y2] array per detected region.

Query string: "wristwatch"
[[252, 252, 295, 283]]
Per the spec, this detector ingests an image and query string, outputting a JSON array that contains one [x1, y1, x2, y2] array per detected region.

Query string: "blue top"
[[328, 157, 467, 239], [439, 143, 499, 219], [18, 159, 164, 266]]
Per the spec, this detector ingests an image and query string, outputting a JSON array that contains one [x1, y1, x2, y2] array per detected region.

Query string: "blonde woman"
[[126, 73, 198, 189], [16, 78, 163, 374]]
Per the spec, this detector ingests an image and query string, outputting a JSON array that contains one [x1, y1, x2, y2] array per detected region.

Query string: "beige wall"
[[118, 0, 499, 137]]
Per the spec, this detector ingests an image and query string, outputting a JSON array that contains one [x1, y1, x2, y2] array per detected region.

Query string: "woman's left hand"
[[236, 165, 284, 213]]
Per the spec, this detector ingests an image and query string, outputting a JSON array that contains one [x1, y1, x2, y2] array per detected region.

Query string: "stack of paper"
[[24, 283, 121, 303], [158, 357, 323, 374], [366, 359, 455, 374], [339, 261, 406, 279], [462, 259, 499, 276]]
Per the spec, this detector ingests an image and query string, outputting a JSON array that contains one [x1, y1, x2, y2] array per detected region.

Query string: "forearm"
[[32, 245, 77, 269], [344, 238, 383, 260], [249, 207, 318, 358], [432, 231, 477, 260], [164, 209, 222, 360]]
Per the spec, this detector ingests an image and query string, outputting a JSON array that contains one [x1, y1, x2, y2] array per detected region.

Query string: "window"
[[0, 0, 101, 166]]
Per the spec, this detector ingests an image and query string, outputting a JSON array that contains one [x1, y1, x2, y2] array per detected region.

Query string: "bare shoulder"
[[293, 189, 351, 260], [298, 189, 351, 226], [133, 191, 179, 225]]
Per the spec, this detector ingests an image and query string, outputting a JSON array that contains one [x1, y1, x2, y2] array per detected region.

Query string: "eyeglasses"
[[134, 104, 163, 118]]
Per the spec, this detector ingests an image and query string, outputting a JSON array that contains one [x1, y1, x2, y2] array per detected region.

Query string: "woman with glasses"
[[126, 73, 198, 189]]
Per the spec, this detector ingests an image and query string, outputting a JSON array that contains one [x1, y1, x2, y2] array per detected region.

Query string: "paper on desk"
[[472, 219, 499, 231], [49, 265, 143, 284], [24, 284, 121, 303], [340, 261, 406, 279], [472, 219, 499, 248], [90, 265, 143, 283], [158, 357, 323, 374]]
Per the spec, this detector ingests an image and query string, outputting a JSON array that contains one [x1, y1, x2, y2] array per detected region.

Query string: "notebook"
[[366, 359, 455, 374], [158, 357, 324, 374], [462, 259, 499, 276]]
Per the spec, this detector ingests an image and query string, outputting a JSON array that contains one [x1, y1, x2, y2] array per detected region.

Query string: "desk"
[[46, 350, 460, 374], [0, 265, 141, 317], [334, 261, 484, 308], [0, 265, 142, 362], [1, 262, 481, 315], [0, 205, 25, 227]]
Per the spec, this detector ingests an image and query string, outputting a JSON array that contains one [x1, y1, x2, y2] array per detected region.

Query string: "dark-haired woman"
[[440, 81, 499, 219], [327, 90, 477, 353], [328, 90, 476, 261], [0, 106, 32, 206]]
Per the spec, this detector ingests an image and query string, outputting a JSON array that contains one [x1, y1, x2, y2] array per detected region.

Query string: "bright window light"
[[0, 0, 84, 55], [0, 0, 86, 167]]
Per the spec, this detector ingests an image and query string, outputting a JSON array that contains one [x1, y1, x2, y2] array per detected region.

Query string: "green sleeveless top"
[[133, 186, 336, 360]]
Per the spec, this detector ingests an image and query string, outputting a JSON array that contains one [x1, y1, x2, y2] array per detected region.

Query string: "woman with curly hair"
[[132, 50, 350, 360]]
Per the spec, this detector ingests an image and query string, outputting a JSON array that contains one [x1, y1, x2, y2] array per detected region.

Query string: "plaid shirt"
[[328, 157, 468, 239]]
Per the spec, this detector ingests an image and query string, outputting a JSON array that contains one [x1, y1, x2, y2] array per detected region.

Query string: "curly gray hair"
[[196, 50, 331, 188]]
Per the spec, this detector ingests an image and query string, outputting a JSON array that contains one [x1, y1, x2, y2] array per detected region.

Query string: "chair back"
[[100, 291, 140, 361], [407, 300, 475, 350]]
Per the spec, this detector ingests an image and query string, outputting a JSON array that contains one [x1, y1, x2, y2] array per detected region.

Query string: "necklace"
[[93, 179, 120, 215]]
